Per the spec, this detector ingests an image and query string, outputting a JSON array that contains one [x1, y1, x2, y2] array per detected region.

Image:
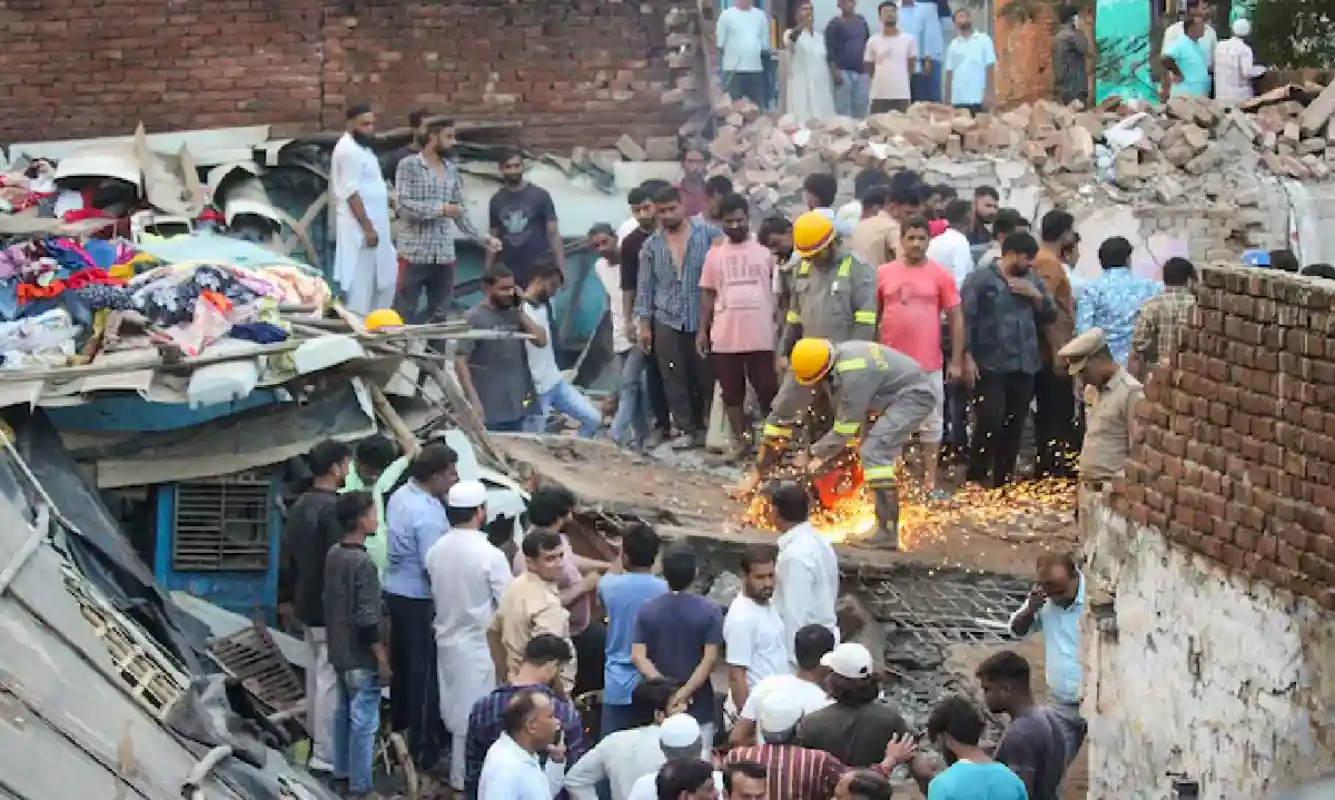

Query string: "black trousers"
[[385, 593, 443, 769], [946, 381, 971, 452], [571, 618, 606, 700], [870, 98, 910, 113], [645, 333, 672, 434], [967, 371, 1034, 488], [1033, 369, 1078, 479], [653, 321, 713, 435], [393, 261, 456, 324]]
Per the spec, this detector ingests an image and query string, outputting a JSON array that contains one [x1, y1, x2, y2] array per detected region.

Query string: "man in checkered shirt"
[[393, 119, 501, 322], [1128, 256, 1197, 381]]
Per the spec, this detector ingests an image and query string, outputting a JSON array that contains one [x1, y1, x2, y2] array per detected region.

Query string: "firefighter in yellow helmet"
[[766, 210, 879, 457], [737, 337, 937, 550]]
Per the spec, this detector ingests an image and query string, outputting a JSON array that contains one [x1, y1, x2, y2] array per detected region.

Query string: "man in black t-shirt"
[[977, 649, 1075, 800], [485, 148, 564, 287]]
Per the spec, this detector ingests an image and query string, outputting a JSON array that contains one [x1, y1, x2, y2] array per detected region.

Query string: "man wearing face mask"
[[332, 103, 399, 315], [698, 193, 779, 459], [486, 148, 565, 288], [455, 265, 548, 433], [394, 119, 502, 324]]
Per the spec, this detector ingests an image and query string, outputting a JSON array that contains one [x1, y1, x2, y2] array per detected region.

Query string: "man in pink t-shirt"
[[875, 215, 966, 497], [698, 193, 778, 458]]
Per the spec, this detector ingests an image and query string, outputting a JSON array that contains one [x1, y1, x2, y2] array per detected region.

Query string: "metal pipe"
[[181, 744, 234, 799]]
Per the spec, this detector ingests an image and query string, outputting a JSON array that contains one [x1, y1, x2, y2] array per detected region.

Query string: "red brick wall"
[[1110, 266, 1335, 610], [0, 0, 683, 152], [993, 10, 1055, 107]]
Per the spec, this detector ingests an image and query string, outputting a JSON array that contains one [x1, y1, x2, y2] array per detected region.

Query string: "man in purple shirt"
[[824, 0, 872, 118]]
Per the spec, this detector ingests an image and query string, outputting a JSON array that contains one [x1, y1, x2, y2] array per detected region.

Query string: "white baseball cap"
[[446, 480, 487, 509], [659, 713, 702, 748], [821, 642, 874, 679], [758, 692, 805, 734]]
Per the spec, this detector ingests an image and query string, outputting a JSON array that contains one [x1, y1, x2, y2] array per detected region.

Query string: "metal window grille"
[[172, 472, 272, 572]]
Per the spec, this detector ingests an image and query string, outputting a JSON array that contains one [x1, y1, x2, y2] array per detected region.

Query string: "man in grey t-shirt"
[[454, 263, 546, 432]]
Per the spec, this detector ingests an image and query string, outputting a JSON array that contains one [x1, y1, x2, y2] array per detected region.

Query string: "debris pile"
[[624, 80, 1335, 216]]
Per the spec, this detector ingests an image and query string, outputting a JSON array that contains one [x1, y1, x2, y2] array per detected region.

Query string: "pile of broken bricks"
[[615, 78, 1335, 216]]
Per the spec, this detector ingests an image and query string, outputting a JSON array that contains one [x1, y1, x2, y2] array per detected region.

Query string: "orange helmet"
[[792, 211, 837, 258]]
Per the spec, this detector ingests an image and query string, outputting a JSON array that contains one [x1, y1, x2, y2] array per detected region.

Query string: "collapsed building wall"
[[1085, 265, 1335, 799], [0, 0, 686, 151]]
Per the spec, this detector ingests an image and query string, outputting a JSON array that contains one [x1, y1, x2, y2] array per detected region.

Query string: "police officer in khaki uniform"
[[1059, 327, 1143, 601]]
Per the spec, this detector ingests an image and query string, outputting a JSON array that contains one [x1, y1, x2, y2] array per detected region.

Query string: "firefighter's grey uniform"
[[766, 248, 878, 447], [774, 340, 937, 549]]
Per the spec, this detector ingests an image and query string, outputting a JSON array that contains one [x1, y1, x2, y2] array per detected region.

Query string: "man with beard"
[[960, 232, 1055, 489], [332, 103, 398, 315], [619, 182, 674, 446], [967, 186, 999, 245], [976, 650, 1073, 800], [678, 149, 710, 219], [698, 193, 779, 458], [454, 264, 547, 432], [486, 148, 565, 287], [722, 548, 787, 713], [394, 119, 501, 323], [634, 186, 720, 449]]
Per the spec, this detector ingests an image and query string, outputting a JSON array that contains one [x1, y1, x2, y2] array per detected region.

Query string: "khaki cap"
[[1057, 328, 1107, 376]]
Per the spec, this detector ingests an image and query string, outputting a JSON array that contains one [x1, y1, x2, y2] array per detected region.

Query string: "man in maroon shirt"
[[678, 148, 709, 219]]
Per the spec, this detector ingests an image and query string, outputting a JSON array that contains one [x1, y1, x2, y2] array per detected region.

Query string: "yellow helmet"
[[792, 211, 836, 258], [790, 338, 835, 385], [365, 308, 405, 332]]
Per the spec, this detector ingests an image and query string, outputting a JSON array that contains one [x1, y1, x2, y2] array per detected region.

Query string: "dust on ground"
[[494, 434, 1078, 578]]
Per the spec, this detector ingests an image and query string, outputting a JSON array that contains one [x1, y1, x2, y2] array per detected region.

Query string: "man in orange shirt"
[[875, 217, 966, 498], [1031, 211, 1078, 480]]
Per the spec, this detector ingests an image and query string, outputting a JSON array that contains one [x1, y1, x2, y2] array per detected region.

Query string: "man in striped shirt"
[[725, 692, 901, 799], [634, 185, 722, 448]]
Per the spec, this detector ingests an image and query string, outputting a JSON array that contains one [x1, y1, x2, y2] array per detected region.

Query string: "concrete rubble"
[[636, 75, 1335, 221]]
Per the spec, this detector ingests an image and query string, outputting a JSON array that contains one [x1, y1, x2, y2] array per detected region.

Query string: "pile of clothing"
[[0, 233, 334, 370]]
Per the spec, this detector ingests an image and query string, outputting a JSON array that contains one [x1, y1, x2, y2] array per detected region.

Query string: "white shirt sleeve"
[[563, 740, 609, 800], [722, 604, 754, 668], [545, 758, 568, 798], [774, 552, 812, 657], [489, 551, 514, 607], [331, 139, 362, 203], [739, 681, 764, 721]]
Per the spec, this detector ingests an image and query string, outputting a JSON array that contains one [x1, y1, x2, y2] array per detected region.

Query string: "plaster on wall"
[[1082, 501, 1335, 800]]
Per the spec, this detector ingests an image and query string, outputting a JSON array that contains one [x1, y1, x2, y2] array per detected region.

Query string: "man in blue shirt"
[[600, 523, 669, 737], [1008, 551, 1088, 758], [1161, 14, 1211, 98], [896, 0, 943, 102], [943, 8, 996, 112], [886, 695, 1026, 799], [716, 0, 772, 106], [1075, 236, 1163, 367], [383, 443, 459, 774]]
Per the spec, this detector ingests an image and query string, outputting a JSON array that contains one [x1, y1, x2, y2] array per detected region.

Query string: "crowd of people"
[[286, 432, 1107, 799]]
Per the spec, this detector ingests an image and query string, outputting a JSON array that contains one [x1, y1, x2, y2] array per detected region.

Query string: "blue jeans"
[[832, 70, 870, 118], [332, 667, 381, 794], [524, 379, 602, 438], [610, 349, 650, 448]]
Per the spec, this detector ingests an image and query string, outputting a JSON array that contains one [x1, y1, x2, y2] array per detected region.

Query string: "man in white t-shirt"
[[926, 198, 976, 290], [864, 2, 917, 114], [730, 624, 836, 747], [723, 548, 789, 715], [521, 261, 603, 437]]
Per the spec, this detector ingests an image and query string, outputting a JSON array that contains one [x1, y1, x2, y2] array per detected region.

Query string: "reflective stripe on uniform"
[[762, 424, 793, 438], [832, 421, 861, 435], [863, 464, 897, 483], [785, 310, 801, 324], [799, 261, 810, 276], [853, 310, 876, 324], [837, 257, 852, 277], [834, 358, 867, 373]]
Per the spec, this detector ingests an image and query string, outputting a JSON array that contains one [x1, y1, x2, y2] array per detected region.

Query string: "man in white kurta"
[[331, 104, 398, 315], [425, 480, 513, 791]]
